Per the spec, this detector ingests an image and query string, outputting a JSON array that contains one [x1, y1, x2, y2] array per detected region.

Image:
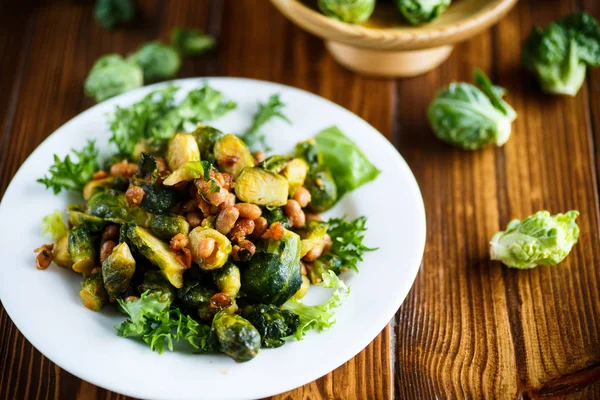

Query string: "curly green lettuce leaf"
[[490, 210, 580, 269], [522, 12, 600, 96], [427, 69, 517, 150], [94, 0, 135, 29], [327, 216, 377, 272], [129, 42, 181, 82], [314, 126, 380, 198], [397, 0, 451, 26], [38, 140, 100, 195], [41, 210, 69, 241], [282, 271, 350, 340], [240, 94, 290, 152], [171, 28, 216, 56], [116, 291, 213, 353]]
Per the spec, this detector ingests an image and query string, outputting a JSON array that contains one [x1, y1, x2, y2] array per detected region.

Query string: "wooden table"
[[1, 0, 600, 398]]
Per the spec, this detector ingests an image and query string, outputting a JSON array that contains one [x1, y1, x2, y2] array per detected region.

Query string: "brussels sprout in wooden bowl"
[[271, 0, 518, 77]]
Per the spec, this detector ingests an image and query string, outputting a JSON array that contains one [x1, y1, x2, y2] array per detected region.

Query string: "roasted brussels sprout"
[[191, 124, 224, 161], [167, 133, 201, 171], [212, 311, 261, 362], [234, 167, 289, 207], [87, 189, 129, 221], [132, 181, 181, 214], [397, 0, 451, 26], [68, 208, 106, 233], [293, 275, 311, 300], [83, 176, 121, 201], [68, 226, 96, 275], [295, 140, 338, 212], [242, 304, 300, 348], [242, 228, 303, 306], [135, 152, 159, 181], [163, 161, 205, 186], [129, 42, 181, 81], [137, 270, 177, 306], [281, 158, 309, 195], [84, 55, 143, 102], [307, 253, 344, 284], [258, 155, 287, 173], [102, 242, 136, 299], [53, 235, 73, 268], [80, 269, 109, 311], [318, 0, 375, 24], [121, 223, 187, 288], [213, 134, 254, 179], [299, 220, 329, 257], [130, 210, 189, 240], [188, 227, 232, 270], [213, 262, 241, 298]]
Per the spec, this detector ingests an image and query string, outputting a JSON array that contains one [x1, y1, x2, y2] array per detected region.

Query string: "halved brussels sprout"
[[68, 226, 96, 276], [191, 124, 224, 160], [132, 181, 181, 214], [188, 227, 232, 270], [80, 269, 108, 311], [234, 167, 289, 207], [121, 223, 187, 288], [292, 275, 310, 301], [53, 235, 73, 268], [83, 177, 116, 201], [68, 209, 106, 233], [212, 311, 261, 362], [258, 155, 287, 173], [213, 134, 254, 179], [177, 280, 217, 320], [102, 242, 136, 299], [307, 253, 344, 284], [281, 158, 309, 195], [138, 270, 177, 306], [305, 166, 337, 213], [163, 161, 204, 186], [213, 262, 241, 298], [299, 220, 329, 257], [167, 133, 200, 171]]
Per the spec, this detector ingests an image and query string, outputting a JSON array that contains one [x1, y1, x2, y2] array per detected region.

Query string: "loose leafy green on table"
[[522, 12, 600, 96]]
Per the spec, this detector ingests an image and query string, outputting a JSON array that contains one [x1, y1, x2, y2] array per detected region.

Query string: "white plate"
[[0, 78, 425, 400]]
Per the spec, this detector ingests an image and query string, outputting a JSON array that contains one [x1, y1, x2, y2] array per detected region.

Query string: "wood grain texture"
[[1, 0, 600, 399]]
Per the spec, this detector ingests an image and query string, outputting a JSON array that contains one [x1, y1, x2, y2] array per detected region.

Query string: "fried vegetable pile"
[[36, 86, 379, 362]]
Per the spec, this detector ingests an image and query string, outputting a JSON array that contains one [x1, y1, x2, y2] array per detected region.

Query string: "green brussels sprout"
[[258, 155, 287, 173], [191, 124, 225, 161], [213, 134, 255, 179], [68, 226, 97, 276], [137, 270, 177, 306], [262, 207, 292, 230], [102, 242, 136, 299], [299, 220, 329, 257], [135, 152, 159, 181], [121, 223, 187, 288], [234, 167, 289, 207], [522, 12, 600, 96], [167, 133, 201, 171], [242, 228, 303, 306], [242, 304, 300, 348], [129, 42, 181, 81], [163, 161, 205, 186], [86, 189, 129, 222], [177, 280, 217, 320], [397, 0, 451, 26], [53, 235, 73, 269], [490, 210, 580, 269], [318, 0, 375, 24], [212, 311, 261, 362], [82, 176, 129, 201], [213, 262, 241, 298], [67, 207, 106, 233], [292, 275, 311, 300], [307, 253, 344, 284], [427, 69, 517, 150], [130, 180, 181, 214], [80, 269, 109, 311], [171, 27, 216, 56], [295, 140, 338, 212], [188, 227, 232, 270], [94, 0, 135, 29], [130, 210, 189, 240], [281, 158, 309, 196], [84, 55, 143, 102]]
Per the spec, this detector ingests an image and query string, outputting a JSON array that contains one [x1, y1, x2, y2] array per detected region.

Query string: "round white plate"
[[0, 78, 425, 400]]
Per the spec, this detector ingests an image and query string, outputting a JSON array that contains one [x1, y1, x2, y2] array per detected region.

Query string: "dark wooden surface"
[[1, 0, 599, 399]]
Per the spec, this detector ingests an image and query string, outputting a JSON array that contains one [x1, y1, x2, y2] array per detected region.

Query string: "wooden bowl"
[[271, 0, 518, 77]]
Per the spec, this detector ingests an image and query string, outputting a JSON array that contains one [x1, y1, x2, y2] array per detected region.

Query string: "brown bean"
[[155, 157, 167, 172], [238, 239, 256, 258], [195, 179, 227, 207], [209, 292, 232, 309], [180, 199, 199, 214], [102, 224, 119, 240], [323, 234, 332, 253], [306, 213, 323, 221], [34, 244, 54, 270], [222, 192, 236, 208], [234, 203, 262, 220], [197, 237, 217, 259], [293, 187, 311, 208], [126, 185, 145, 207], [261, 222, 285, 240], [216, 206, 240, 235], [283, 199, 305, 228], [92, 170, 108, 180], [176, 248, 192, 268], [186, 212, 203, 228], [229, 218, 255, 242], [170, 233, 189, 252], [252, 217, 268, 239], [124, 296, 139, 302], [100, 240, 116, 264], [110, 160, 138, 177], [253, 150, 266, 165], [198, 198, 219, 216]]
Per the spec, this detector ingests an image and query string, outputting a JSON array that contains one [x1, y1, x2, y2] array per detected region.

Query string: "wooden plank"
[[394, 0, 600, 398]]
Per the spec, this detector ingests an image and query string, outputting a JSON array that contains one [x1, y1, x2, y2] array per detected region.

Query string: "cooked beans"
[[229, 218, 255, 242], [198, 198, 219, 216], [102, 224, 119, 240], [293, 187, 311, 208], [303, 240, 325, 262], [261, 222, 285, 240], [210, 292, 232, 309], [176, 248, 192, 268], [100, 240, 116, 264], [126, 185, 145, 207], [216, 206, 240, 235], [170, 233, 189, 252], [222, 192, 236, 208], [305, 213, 323, 221], [283, 199, 305, 228], [234, 203, 262, 220], [186, 212, 203, 228], [197, 237, 217, 259], [110, 160, 138, 177], [92, 170, 108, 180], [195, 179, 227, 207], [253, 150, 266, 164], [34, 244, 54, 270], [252, 217, 268, 239]]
